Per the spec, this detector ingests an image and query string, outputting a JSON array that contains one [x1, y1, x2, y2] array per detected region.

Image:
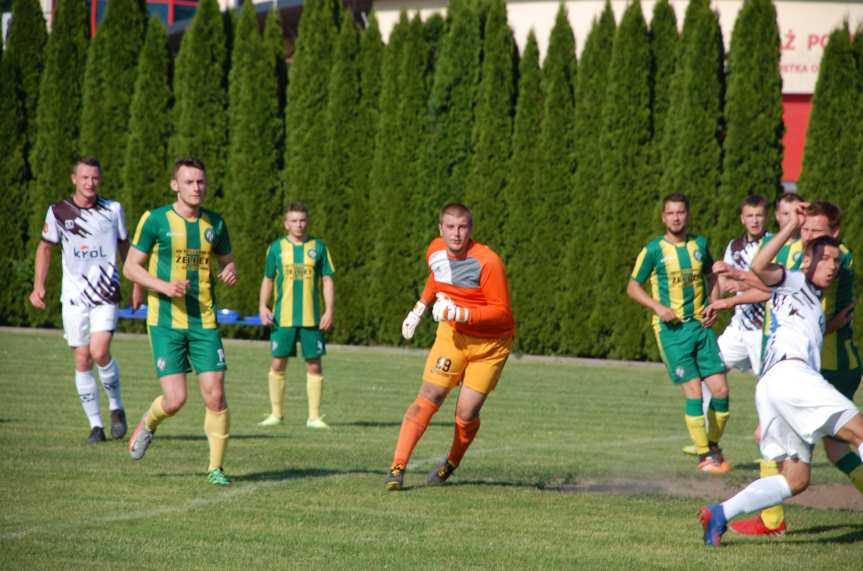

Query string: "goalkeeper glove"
[[432, 293, 470, 323], [401, 301, 427, 340]]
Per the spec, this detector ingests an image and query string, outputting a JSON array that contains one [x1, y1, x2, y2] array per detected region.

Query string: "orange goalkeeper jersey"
[[420, 238, 515, 339]]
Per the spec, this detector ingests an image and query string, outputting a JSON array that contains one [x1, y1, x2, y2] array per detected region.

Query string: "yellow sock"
[[268, 369, 286, 418], [850, 465, 863, 495], [145, 396, 172, 431], [685, 415, 710, 455], [707, 410, 730, 443], [205, 408, 231, 472], [760, 460, 785, 529], [307, 373, 323, 420]]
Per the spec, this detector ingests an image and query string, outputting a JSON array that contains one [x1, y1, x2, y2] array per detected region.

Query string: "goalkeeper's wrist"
[[412, 300, 428, 316]]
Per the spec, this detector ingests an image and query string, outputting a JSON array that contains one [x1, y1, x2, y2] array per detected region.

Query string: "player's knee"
[[455, 409, 479, 423], [73, 351, 93, 371], [162, 394, 186, 414], [90, 348, 110, 366], [783, 464, 810, 495], [305, 359, 322, 375]]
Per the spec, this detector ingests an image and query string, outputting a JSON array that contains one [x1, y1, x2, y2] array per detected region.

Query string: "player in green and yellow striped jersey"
[[628, 193, 731, 474], [123, 159, 237, 486], [257, 203, 335, 429]]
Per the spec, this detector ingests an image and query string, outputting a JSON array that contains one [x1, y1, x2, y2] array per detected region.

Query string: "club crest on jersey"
[[65, 220, 76, 230], [307, 249, 317, 260], [156, 357, 167, 371], [204, 228, 214, 244], [693, 250, 703, 262]]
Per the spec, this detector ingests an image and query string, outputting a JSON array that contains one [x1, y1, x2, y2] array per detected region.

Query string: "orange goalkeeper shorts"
[[422, 323, 513, 394]]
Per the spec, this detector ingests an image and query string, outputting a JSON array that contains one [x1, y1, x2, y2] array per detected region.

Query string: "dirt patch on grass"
[[551, 478, 863, 511]]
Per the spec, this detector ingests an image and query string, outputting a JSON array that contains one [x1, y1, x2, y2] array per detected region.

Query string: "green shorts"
[[270, 326, 326, 360], [822, 368, 862, 400], [148, 325, 227, 378], [654, 320, 725, 384]]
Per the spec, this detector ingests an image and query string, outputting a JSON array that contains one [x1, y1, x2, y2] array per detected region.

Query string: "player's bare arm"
[[713, 262, 771, 293], [319, 275, 334, 332], [216, 254, 237, 287], [29, 240, 55, 309], [258, 276, 274, 326], [626, 279, 678, 324], [825, 300, 856, 335], [123, 247, 189, 298], [751, 203, 807, 286], [704, 288, 771, 322]]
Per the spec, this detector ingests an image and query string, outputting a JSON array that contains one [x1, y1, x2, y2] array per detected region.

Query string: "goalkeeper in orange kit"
[[385, 203, 515, 490]]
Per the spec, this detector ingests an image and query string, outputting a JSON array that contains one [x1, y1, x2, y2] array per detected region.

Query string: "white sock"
[[721, 475, 792, 519], [858, 442, 863, 460], [701, 381, 711, 427], [97, 359, 123, 411], [75, 370, 102, 429]]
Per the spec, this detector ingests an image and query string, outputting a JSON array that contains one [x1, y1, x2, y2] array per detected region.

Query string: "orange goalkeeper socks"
[[392, 396, 439, 467], [447, 416, 480, 467]]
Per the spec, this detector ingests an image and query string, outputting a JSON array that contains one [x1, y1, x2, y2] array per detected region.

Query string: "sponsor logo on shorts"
[[675, 366, 685, 380], [433, 357, 452, 374], [271, 340, 278, 351], [204, 228, 214, 244], [317, 340, 324, 353], [156, 357, 167, 371], [217, 348, 225, 365]]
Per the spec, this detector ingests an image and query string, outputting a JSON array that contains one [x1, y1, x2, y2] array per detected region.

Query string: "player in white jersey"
[[29, 156, 132, 443], [698, 202, 863, 547]]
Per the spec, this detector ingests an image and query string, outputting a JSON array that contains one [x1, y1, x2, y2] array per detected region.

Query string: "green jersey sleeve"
[[631, 246, 653, 283], [264, 243, 277, 279], [131, 210, 157, 253]]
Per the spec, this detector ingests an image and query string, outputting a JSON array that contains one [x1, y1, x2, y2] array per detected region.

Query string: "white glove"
[[401, 301, 427, 340], [432, 293, 470, 323]]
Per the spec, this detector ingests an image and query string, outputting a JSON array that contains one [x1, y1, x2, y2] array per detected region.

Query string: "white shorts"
[[756, 359, 860, 463], [62, 303, 118, 347], [718, 324, 762, 375]]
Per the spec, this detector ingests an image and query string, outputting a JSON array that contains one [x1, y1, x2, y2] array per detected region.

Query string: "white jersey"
[[761, 269, 825, 375], [41, 197, 128, 308], [723, 233, 768, 331]]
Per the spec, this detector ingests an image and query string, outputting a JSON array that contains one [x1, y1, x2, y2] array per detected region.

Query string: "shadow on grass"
[[157, 433, 289, 442], [786, 524, 863, 544], [234, 467, 382, 483], [336, 420, 453, 428]]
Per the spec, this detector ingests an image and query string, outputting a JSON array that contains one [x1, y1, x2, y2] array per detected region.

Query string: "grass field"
[[2, 328, 862, 569]]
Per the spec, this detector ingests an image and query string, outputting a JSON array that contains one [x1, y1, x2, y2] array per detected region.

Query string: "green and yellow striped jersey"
[[264, 237, 335, 328], [132, 205, 231, 330], [765, 238, 860, 373], [631, 235, 714, 331]]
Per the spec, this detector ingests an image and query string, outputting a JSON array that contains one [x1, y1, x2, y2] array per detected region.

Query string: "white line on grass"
[[1, 435, 686, 542]]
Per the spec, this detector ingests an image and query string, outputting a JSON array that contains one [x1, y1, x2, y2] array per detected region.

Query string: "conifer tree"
[[319, 10, 361, 342], [649, 0, 677, 162], [528, 4, 576, 354], [335, 14, 383, 343], [122, 16, 172, 237], [221, 0, 280, 317], [0, 44, 27, 323], [366, 13, 409, 344], [464, 0, 515, 251], [28, 0, 89, 326], [4, 0, 47, 179], [561, 2, 615, 356], [170, 0, 228, 203], [590, 0, 653, 359], [282, 0, 339, 218], [660, 0, 724, 245], [718, 0, 783, 239], [415, 0, 482, 242], [368, 15, 435, 345], [423, 12, 447, 66], [797, 24, 860, 203], [264, 7, 287, 176], [79, 0, 146, 199], [503, 31, 542, 353]]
